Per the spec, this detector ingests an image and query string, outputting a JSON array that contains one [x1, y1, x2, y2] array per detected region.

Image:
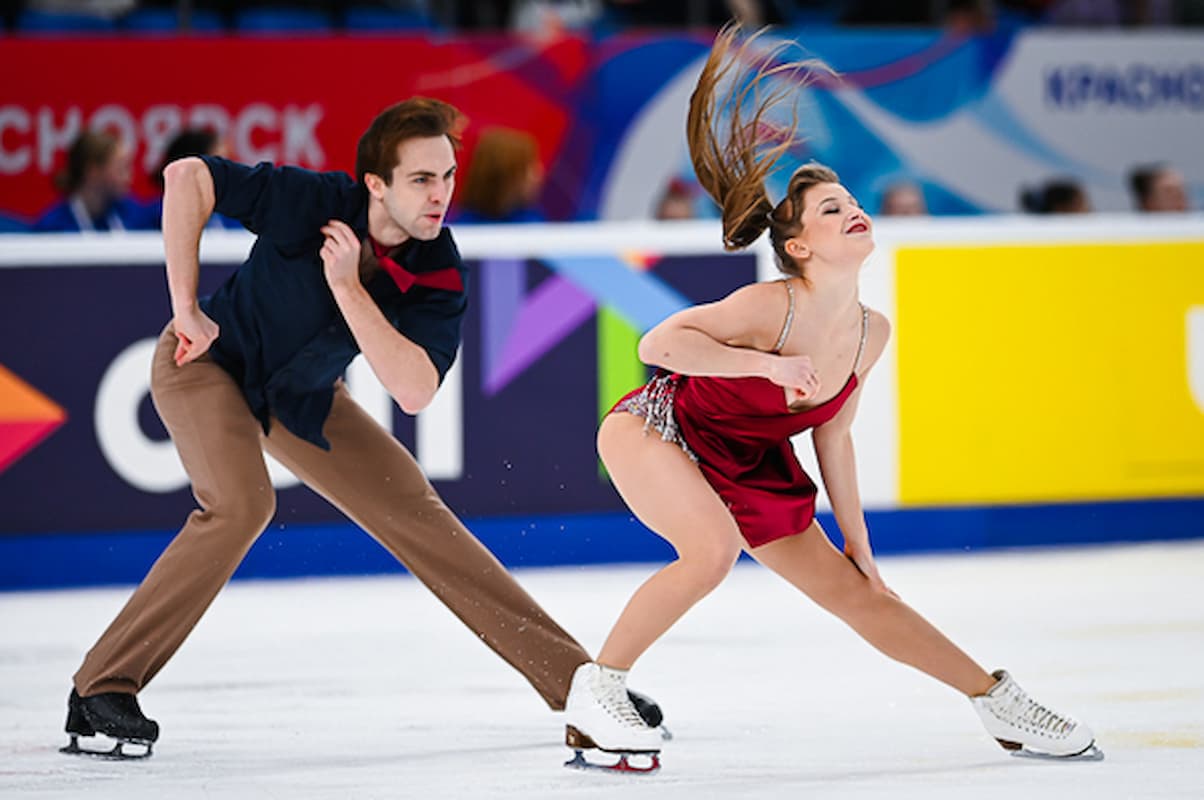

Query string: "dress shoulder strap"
[[852, 303, 870, 374], [771, 279, 795, 354]]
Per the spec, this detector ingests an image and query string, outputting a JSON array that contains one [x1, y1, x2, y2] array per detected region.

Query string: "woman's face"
[[788, 182, 874, 268]]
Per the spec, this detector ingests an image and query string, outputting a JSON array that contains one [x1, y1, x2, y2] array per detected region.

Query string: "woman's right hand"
[[172, 305, 219, 366], [766, 354, 821, 403], [845, 544, 898, 599]]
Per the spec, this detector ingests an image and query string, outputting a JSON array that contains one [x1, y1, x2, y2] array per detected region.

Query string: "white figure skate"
[[972, 670, 1103, 760], [563, 662, 662, 773]]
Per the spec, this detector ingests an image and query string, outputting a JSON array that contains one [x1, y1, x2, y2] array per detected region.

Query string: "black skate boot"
[[61, 688, 158, 759], [627, 689, 672, 741]]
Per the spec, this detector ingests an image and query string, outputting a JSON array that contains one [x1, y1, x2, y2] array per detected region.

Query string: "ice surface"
[[2, 541, 1201, 798]]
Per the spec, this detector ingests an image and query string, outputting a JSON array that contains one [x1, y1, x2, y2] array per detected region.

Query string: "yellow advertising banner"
[[896, 241, 1204, 505]]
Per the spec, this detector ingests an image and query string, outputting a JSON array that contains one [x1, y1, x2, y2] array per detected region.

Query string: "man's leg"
[[262, 385, 589, 710], [74, 327, 276, 696]]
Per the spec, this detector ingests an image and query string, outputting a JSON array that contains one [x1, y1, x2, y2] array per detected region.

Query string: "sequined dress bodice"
[[611, 286, 870, 547]]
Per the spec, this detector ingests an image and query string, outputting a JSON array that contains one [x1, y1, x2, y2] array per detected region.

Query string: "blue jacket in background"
[[32, 196, 158, 232]]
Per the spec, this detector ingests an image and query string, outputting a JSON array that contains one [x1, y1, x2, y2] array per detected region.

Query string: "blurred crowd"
[[11, 127, 240, 233], [2, 1, 1198, 231], [8, 120, 1191, 233], [6, 0, 1204, 33], [870, 164, 1192, 220]]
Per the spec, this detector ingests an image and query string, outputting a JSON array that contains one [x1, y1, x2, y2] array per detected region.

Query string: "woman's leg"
[[751, 521, 995, 697], [594, 412, 745, 670]]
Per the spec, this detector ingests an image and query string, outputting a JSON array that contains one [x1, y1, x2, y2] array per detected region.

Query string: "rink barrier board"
[[3, 498, 1203, 591], [2, 218, 1203, 589], [895, 240, 1204, 506]]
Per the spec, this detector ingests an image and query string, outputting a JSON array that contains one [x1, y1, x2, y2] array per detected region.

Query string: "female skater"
[[562, 24, 1100, 771]]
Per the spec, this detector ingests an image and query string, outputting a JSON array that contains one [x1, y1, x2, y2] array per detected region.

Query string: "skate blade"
[[61, 733, 153, 760], [564, 748, 661, 774], [564, 726, 660, 773], [1003, 740, 1104, 762], [565, 725, 661, 754]]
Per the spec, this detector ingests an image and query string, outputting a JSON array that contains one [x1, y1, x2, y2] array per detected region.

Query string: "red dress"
[[612, 286, 868, 549]]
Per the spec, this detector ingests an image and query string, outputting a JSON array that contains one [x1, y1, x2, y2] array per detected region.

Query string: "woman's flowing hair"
[[686, 23, 840, 275]]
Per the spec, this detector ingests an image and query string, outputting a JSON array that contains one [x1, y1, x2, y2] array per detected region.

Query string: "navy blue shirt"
[[197, 155, 468, 450]]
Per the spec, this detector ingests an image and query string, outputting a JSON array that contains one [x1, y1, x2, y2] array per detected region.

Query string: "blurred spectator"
[[1041, 0, 1123, 25], [600, 0, 783, 28], [33, 129, 154, 233], [153, 128, 228, 191], [23, 0, 136, 21], [450, 1, 516, 29], [943, 0, 996, 32], [1129, 163, 1190, 212], [878, 181, 928, 216], [1182, 0, 1204, 24], [456, 127, 546, 224], [145, 127, 240, 229], [840, 0, 937, 25], [0, 212, 30, 233], [654, 177, 701, 220], [1038, 0, 1176, 26], [842, 0, 992, 30], [511, 0, 601, 33], [1019, 177, 1091, 214]]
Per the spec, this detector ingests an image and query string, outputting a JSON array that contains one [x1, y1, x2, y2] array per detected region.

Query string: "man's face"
[[370, 135, 457, 241]]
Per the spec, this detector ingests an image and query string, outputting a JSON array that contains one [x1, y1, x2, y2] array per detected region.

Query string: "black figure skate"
[[61, 689, 159, 760]]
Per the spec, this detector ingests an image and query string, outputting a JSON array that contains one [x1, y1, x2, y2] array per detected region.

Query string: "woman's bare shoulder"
[[715, 279, 793, 349]]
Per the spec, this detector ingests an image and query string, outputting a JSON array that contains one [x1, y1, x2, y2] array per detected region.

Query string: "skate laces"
[[997, 679, 1075, 738], [592, 669, 649, 729]]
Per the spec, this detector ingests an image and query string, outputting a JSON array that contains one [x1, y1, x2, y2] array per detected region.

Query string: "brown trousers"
[[74, 325, 589, 709]]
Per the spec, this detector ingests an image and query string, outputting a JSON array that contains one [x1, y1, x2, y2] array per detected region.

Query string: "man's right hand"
[[172, 305, 219, 366]]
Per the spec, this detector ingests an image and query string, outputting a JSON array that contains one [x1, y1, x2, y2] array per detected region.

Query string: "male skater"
[[63, 98, 660, 759]]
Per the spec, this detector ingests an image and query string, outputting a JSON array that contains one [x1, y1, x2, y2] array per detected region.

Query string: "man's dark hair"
[[356, 97, 463, 185]]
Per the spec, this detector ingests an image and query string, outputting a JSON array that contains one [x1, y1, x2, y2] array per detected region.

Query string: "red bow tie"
[[369, 237, 463, 294]]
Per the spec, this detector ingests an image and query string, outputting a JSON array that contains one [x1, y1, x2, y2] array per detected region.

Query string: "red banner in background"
[[0, 35, 588, 219]]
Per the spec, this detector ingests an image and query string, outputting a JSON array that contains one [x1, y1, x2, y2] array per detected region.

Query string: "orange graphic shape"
[[0, 364, 67, 474], [619, 251, 660, 271]]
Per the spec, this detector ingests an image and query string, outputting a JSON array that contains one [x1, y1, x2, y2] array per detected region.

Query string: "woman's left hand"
[[844, 543, 899, 599]]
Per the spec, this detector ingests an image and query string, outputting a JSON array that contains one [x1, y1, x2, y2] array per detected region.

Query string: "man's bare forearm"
[[162, 157, 216, 315], [330, 281, 439, 414]]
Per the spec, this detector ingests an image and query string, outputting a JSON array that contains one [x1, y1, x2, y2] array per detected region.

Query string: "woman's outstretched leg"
[[753, 522, 1097, 757], [752, 521, 994, 696]]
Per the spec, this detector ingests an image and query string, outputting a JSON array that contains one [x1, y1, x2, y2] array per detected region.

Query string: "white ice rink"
[[2, 540, 1202, 799]]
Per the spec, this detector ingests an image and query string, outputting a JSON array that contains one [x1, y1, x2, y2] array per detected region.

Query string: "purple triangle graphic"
[[484, 274, 596, 395], [480, 258, 525, 382]]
